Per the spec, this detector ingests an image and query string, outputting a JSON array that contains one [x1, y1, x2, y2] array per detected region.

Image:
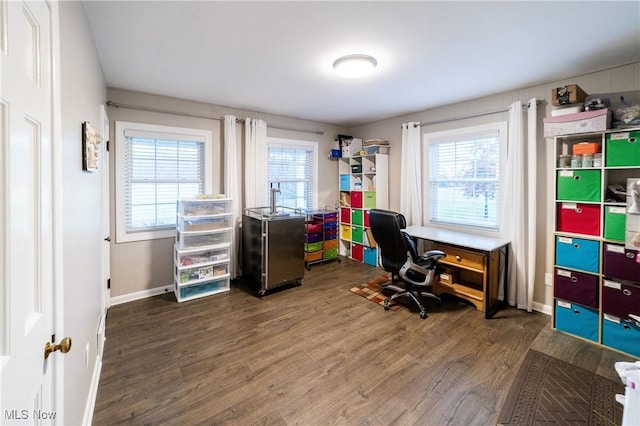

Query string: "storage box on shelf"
[[552, 127, 640, 358], [174, 197, 233, 302], [338, 142, 388, 266], [304, 209, 340, 269]]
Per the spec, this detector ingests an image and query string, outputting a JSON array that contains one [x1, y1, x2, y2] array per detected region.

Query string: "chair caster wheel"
[[420, 311, 428, 319], [383, 301, 391, 311]]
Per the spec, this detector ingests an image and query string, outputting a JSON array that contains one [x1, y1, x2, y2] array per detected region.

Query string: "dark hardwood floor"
[[93, 258, 633, 425]]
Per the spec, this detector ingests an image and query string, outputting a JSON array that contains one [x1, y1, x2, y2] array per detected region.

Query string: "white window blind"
[[427, 125, 503, 230], [267, 139, 317, 211], [124, 136, 204, 232], [115, 121, 212, 243]]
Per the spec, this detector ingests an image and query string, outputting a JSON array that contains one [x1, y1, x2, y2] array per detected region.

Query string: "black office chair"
[[369, 209, 445, 319]]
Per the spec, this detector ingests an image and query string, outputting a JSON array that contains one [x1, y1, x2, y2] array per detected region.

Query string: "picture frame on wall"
[[82, 121, 103, 172]]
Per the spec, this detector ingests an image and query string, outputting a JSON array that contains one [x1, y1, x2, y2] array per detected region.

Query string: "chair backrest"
[[369, 209, 417, 274]]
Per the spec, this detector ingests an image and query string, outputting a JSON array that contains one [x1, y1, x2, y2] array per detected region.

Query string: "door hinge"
[[106, 140, 110, 152], [51, 334, 55, 342], [107, 278, 111, 289]]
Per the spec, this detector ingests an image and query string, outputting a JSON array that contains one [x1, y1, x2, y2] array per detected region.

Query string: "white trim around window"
[[115, 121, 212, 243]]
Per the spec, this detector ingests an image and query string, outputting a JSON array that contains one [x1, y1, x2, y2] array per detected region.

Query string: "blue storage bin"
[[555, 236, 600, 273], [363, 247, 377, 267], [554, 299, 598, 342], [339, 175, 350, 191], [602, 314, 640, 358]]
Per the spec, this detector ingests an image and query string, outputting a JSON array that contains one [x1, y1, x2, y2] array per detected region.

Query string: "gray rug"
[[497, 349, 624, 425]]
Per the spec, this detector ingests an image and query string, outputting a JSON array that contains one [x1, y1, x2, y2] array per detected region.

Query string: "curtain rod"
[[406, 100, 542, 128], [106, 101, 324, 136]]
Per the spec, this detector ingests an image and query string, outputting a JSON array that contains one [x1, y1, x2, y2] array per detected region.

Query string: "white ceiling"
[[83, 1, 640, 127]]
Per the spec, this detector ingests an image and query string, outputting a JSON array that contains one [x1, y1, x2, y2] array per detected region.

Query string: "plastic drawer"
[[175, 246, 230, 267], [554, 268, 599, 309], [178, 277, 229, 300], [306, 223, 323, 233], [602, 279, 640, 319], [305, 251, 323, 262], [602, 314, 640, 358], [556, 170, 601, 202], [306, 232, 323, 243], [177, 263, 229, 284], [305, 241, 323, 252], [556, 203, 600, 236], [176, 229, 232, 249], [555, 236, 599, 273], [323, 248, 339, 259], [178, 215, 232, 232], [603, 206, 626, 241], [603, 243, 640, 282], [323, 239, 338, 250], [605, 131, 640, 167], [554, 299, 598, 342], [178, 198, 231, 217]]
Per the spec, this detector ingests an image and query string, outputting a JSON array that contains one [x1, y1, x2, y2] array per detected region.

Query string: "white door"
[[0, 0, 61, 423]]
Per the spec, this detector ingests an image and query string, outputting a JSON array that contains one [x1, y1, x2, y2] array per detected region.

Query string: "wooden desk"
[[404, 226, 510, 319]]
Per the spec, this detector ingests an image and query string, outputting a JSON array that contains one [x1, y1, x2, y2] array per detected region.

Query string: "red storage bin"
[[306, 223, 323, 233], [352, 243, 363, 261], [351, 192, 363, 208], [554, 268, 599, 309], [364, 210, 370, 227], [556, 203, 601, 236], [602, 279, 640, 319], [340, 207, 350, 224], [603, 244, 640, 282]]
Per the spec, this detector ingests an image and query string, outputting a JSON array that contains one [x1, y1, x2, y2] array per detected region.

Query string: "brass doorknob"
[[44, 337, 72, 360]]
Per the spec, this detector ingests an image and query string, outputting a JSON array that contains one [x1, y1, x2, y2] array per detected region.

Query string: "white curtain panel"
[[400, 122, 423, 225], [244, 118, 268, 208], [223, 115, 241, 279], [504, 98, 538, 311]]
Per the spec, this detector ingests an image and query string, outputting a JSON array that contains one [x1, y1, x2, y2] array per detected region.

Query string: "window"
[[424, 122, 506, 230], [115, 121, 212, 242], [267, 138, 318, 211]]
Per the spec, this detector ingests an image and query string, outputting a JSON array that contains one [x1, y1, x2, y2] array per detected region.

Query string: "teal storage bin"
[[555, 236, 599, 273], [602, 314, 640, 357], [605, 131, 640, 167], [556, 170, 601, 202], [554, 299, 598, 342], [339, 175, 350, 191], [363, 247, 377, 267]]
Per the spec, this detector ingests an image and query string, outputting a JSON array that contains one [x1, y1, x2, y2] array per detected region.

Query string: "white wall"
[[59, 2, 107, 424], [350, 62, 640, 312]]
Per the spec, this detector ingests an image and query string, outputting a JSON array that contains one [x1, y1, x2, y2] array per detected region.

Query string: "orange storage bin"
[[305, 251, 323, 262], [572, 142, 600, 155], [324, 239, 338, 250]]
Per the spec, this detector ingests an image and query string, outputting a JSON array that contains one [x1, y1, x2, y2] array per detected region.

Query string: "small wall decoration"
[[82, 121, 103, 172]]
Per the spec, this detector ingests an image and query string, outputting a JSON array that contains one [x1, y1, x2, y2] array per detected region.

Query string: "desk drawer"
[[435, 244, 484, 271]]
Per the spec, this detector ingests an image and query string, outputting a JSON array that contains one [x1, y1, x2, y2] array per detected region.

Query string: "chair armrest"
[[420, 249, 445, 262]]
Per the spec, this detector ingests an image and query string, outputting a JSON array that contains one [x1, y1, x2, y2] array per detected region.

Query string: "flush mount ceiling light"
[[333, 54, 377, 78]]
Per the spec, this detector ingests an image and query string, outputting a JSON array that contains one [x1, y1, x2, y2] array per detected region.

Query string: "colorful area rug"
[[350, 274, 404, 311], [497, 349, 624, 425]]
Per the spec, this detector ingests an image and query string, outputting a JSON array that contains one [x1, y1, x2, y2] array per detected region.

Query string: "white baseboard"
[[83, 355, 102, 426], [532, 301, 552, 316], [110, 284, 173, 306]]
